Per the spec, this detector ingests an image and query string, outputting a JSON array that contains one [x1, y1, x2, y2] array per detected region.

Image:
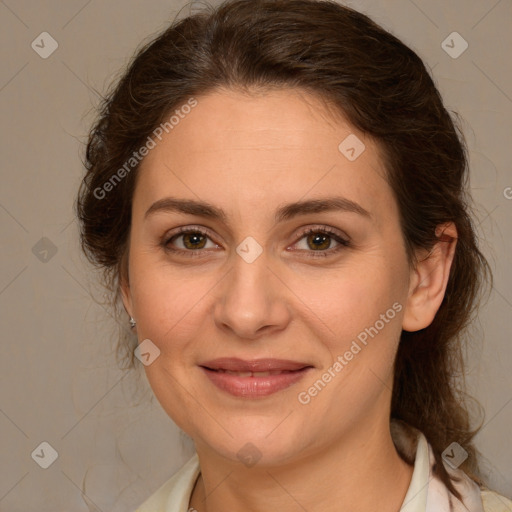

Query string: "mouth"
[[205, 369, 301, 377], [199, 358, 313, 398]]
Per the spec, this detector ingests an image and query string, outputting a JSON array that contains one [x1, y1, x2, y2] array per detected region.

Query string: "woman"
[[75, 0, 512, 510]]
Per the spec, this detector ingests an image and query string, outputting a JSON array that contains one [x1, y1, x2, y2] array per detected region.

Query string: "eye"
[[162, 225, 350, 259], [290, 227, 350, 258], [163, 226, 219, 257]]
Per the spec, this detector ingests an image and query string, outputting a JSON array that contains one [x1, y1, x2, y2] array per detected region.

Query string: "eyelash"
[[162, 225, 351, 259]]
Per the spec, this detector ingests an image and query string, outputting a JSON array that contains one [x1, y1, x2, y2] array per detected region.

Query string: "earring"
[[129, 317, 136, 329]]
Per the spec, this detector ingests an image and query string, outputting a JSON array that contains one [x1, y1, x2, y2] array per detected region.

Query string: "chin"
[[193, 419, 312, 469]]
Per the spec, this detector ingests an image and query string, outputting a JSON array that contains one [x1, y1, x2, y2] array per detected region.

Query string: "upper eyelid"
[[165, 225, 218, 242], [164, 224, 349, 248]]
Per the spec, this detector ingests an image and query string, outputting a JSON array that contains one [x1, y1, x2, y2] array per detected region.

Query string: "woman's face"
[[122, 88, 414, 466]]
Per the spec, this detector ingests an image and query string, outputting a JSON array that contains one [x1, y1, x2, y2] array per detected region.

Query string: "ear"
[[402, 222, 457, 332]]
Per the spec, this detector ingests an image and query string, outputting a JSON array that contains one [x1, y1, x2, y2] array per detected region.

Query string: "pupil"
[[310, 233, 329, 250], [186, 233, 204, 248]]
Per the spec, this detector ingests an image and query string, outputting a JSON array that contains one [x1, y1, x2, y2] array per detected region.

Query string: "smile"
[[199, 359, 313, 398]]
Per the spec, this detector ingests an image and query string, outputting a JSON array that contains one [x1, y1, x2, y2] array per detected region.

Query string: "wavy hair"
[[75, 0, 492, 499]]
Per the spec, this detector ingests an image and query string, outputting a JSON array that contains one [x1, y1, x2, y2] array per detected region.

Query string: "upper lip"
[[200, 358, 311, 372]]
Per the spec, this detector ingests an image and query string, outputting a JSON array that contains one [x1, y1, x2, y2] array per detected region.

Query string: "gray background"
[[0, 0, 511, 510]]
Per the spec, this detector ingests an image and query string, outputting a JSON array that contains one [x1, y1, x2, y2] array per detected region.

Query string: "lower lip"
[[200, 367, 312, 398]]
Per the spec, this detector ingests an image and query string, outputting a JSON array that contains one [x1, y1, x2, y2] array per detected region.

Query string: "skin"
[[121, 88, 457, 511]]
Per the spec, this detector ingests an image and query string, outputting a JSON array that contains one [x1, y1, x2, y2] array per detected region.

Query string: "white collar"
[[394, 421, 484, 512], [137, 423, 485, 511]]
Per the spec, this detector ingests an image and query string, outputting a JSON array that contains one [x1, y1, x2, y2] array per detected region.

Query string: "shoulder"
[[135, 454, 200, 512], [480, 488, 512, 512]]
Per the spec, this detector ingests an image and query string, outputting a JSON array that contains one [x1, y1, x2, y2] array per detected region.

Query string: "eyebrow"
[[144, 196, 372, 224]]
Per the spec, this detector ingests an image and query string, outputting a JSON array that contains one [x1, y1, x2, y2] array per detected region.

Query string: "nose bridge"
[[214, 238, 288, 338]]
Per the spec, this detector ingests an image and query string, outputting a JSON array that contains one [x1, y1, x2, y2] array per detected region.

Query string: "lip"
[[200, 357, 310, 372], [199, 358, 313, 398]]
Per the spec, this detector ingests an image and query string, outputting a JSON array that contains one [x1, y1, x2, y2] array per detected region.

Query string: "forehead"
[[133, 88, 396, 228], [148, 87, 370, 152]]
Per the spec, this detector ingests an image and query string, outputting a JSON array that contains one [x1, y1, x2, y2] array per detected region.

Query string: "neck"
[[189, 418, 414, 512]]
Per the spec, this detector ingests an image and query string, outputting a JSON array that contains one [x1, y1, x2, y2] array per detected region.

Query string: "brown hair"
[[75, 0, 492, 499]]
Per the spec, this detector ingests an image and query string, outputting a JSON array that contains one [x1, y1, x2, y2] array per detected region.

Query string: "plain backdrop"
[[0, 0, 511, 510]]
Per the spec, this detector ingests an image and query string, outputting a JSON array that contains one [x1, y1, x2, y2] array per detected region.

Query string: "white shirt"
[[135, 424, 512, 511]]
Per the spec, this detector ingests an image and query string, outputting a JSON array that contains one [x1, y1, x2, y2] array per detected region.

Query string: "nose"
[[213, 247, 291, 340]]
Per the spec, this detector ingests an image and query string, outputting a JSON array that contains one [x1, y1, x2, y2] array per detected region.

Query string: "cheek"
[[301, 276, 404, 432], [129, 262, 211, 432], [305, 258, 407, 409], [134, 282, 202, 346], [130, 242, 191, 309], [316, 264, 406, 343]]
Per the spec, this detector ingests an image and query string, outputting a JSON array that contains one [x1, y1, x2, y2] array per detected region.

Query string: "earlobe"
[[402, 223, 457, 332]]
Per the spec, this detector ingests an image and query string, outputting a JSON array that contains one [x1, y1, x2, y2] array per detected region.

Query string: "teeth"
[[218, 369, 294, 376], [226, 370, 253, 377]]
